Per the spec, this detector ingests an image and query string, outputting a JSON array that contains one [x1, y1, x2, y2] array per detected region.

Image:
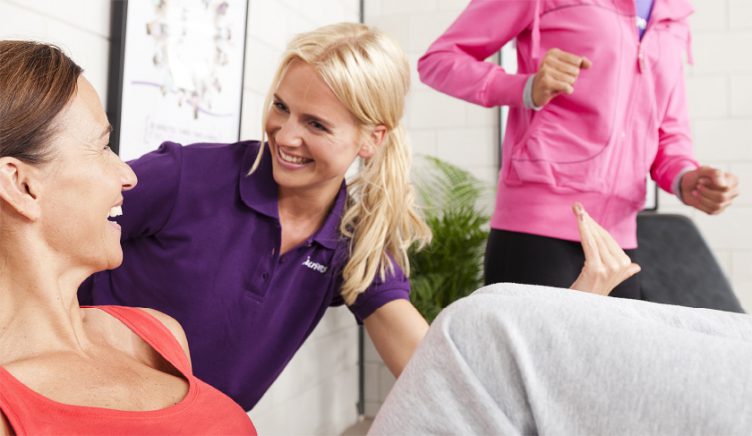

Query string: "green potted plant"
[[409, 156, 491, 321]]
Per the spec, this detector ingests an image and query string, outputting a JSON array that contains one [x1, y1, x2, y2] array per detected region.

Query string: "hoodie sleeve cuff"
[[523, 75, 543, 111], [672, 166, 698, 202]]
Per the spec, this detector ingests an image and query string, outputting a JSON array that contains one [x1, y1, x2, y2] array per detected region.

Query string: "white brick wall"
[[1, 1, 361, 434], [662, 0, 752, 311], [0, 0, 111, 103]]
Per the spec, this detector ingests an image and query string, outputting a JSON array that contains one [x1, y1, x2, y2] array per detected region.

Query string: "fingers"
[[533, 48, 591, 106], [550, 48, 591, 69], [691, 190, 735, 214], [549, 57, 583, 78], [573, 202, 598, 262], [688, 171, 739, 215], [570, 202, 639, 296], [624, 263, 642, 279], [696, 182, 739, 203], [575, 202, 622, 263]]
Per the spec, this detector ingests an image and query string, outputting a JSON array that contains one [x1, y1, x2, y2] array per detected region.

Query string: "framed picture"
[[107, 0, 249, 160], [497, 42, 659, 211]]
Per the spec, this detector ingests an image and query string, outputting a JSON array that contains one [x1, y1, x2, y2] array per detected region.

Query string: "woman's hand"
[[680, 166, 739, 215], [532, 48, 592, 107], [569, 202, 641, 295]]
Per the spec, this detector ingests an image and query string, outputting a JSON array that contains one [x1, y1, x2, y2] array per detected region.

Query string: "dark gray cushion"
[[634, 213, 744, 313]]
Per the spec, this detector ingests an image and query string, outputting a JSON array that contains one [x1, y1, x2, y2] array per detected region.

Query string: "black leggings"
[[484, 229, 641, 299]]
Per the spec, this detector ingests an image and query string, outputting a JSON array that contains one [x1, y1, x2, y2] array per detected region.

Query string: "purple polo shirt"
[[78, 140, 409, 410]]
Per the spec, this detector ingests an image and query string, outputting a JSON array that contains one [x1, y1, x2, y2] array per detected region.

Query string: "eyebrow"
[[273, 94, 334, 129]]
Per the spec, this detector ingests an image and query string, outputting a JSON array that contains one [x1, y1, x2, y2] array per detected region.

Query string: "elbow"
[[416, 52, 437, 87]]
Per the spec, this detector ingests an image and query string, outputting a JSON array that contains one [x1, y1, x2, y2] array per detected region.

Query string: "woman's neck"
[[276, 182, 341, 254], [0, 241, 93, 363]]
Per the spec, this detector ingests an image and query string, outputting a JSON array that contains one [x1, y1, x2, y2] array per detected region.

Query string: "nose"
[[119, 160, 138, 191], [274, 118, 303, 148]]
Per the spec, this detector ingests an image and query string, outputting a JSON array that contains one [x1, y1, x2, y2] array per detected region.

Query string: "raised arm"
[[417, 0, 536, 108], [117, 142, 184, 240]]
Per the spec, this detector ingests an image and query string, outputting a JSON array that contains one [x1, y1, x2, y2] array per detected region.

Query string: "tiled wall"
[[0, 0, 111, 102], [0, 1, 361, 434], [364, 0, 752, 416]]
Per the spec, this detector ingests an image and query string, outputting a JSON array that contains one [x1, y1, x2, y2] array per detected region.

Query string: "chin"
[[270, 165, 300, 189], [102, 251, 124, 271]]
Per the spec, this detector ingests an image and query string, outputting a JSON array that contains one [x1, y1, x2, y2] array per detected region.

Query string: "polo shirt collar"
[[239, 142, 347, 250], [239, 143, 279, 220]]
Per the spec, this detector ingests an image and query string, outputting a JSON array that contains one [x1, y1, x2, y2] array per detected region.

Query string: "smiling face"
[[264, 61, 375, 199], [38, 76, 137, 272]]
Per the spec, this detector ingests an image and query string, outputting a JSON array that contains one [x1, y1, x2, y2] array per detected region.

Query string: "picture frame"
[[107, 0, 250, 160]]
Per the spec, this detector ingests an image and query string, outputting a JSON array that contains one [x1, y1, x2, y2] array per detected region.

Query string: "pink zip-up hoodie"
[[418, 0, 699, 248]]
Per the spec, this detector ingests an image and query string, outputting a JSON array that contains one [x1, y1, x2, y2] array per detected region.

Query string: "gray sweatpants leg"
[[369, 283, 752, 436]]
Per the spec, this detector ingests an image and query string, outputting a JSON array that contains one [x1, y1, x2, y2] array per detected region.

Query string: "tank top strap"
[[93, 306, 192, 375]]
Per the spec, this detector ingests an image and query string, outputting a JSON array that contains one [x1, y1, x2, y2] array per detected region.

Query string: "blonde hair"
[[251, 22, 431, 305]]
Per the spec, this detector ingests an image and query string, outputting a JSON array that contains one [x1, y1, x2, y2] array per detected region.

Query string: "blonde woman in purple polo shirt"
[[81, 22, 637, 411]]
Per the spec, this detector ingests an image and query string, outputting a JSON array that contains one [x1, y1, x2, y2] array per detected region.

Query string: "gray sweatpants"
[[369, 283, 752, 435]]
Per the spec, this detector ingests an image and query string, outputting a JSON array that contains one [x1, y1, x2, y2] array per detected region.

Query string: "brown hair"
[[0, 41, 82, 164]]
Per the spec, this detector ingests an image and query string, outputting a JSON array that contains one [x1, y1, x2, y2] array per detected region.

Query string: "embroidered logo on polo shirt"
[[302, 256, 328, 274]]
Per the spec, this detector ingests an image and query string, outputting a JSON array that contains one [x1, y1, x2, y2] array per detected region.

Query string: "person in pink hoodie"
[[418, 0, 739, 299]]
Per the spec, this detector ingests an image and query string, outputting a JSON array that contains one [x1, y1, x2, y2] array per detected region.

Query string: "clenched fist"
[[680, 166, 739, 215], [532, 48, 592, 107]]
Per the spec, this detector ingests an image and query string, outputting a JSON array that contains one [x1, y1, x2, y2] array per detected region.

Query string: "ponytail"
[[339, 125, 431, 305]]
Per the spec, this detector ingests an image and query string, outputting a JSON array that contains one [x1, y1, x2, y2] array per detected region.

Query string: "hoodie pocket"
[[506, 3, 624, 193]]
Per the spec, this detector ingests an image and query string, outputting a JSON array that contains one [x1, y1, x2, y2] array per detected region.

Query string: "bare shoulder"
[[0, 410, 12, 436], [139, 308, 191, 365]]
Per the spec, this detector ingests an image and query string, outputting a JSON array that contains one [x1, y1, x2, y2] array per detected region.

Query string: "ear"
[[0, 157, 42, 221], [358, 125, 388, 159]]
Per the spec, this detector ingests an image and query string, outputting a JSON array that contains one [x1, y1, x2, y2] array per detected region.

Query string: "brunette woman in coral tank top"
[[0, 41, 255, 435]]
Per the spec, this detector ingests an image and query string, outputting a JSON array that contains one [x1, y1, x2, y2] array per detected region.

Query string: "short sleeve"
[[119, 142, 184, 240], [346, 264, 411, 323]]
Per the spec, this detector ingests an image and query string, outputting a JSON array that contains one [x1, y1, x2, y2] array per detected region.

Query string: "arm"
[[650, 72, 739, 214], [364, 299, 429, 377], [117, 142, 183, 240], [650, 72, 699, 195], [417, 0, 536, 108]]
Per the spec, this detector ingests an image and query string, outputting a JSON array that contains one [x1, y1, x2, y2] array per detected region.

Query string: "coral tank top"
[[0, 306, 256, 435]]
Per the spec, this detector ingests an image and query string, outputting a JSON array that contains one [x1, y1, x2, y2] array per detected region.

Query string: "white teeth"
[[109, 206, 123, 218], [278, 148, 310, 164]]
